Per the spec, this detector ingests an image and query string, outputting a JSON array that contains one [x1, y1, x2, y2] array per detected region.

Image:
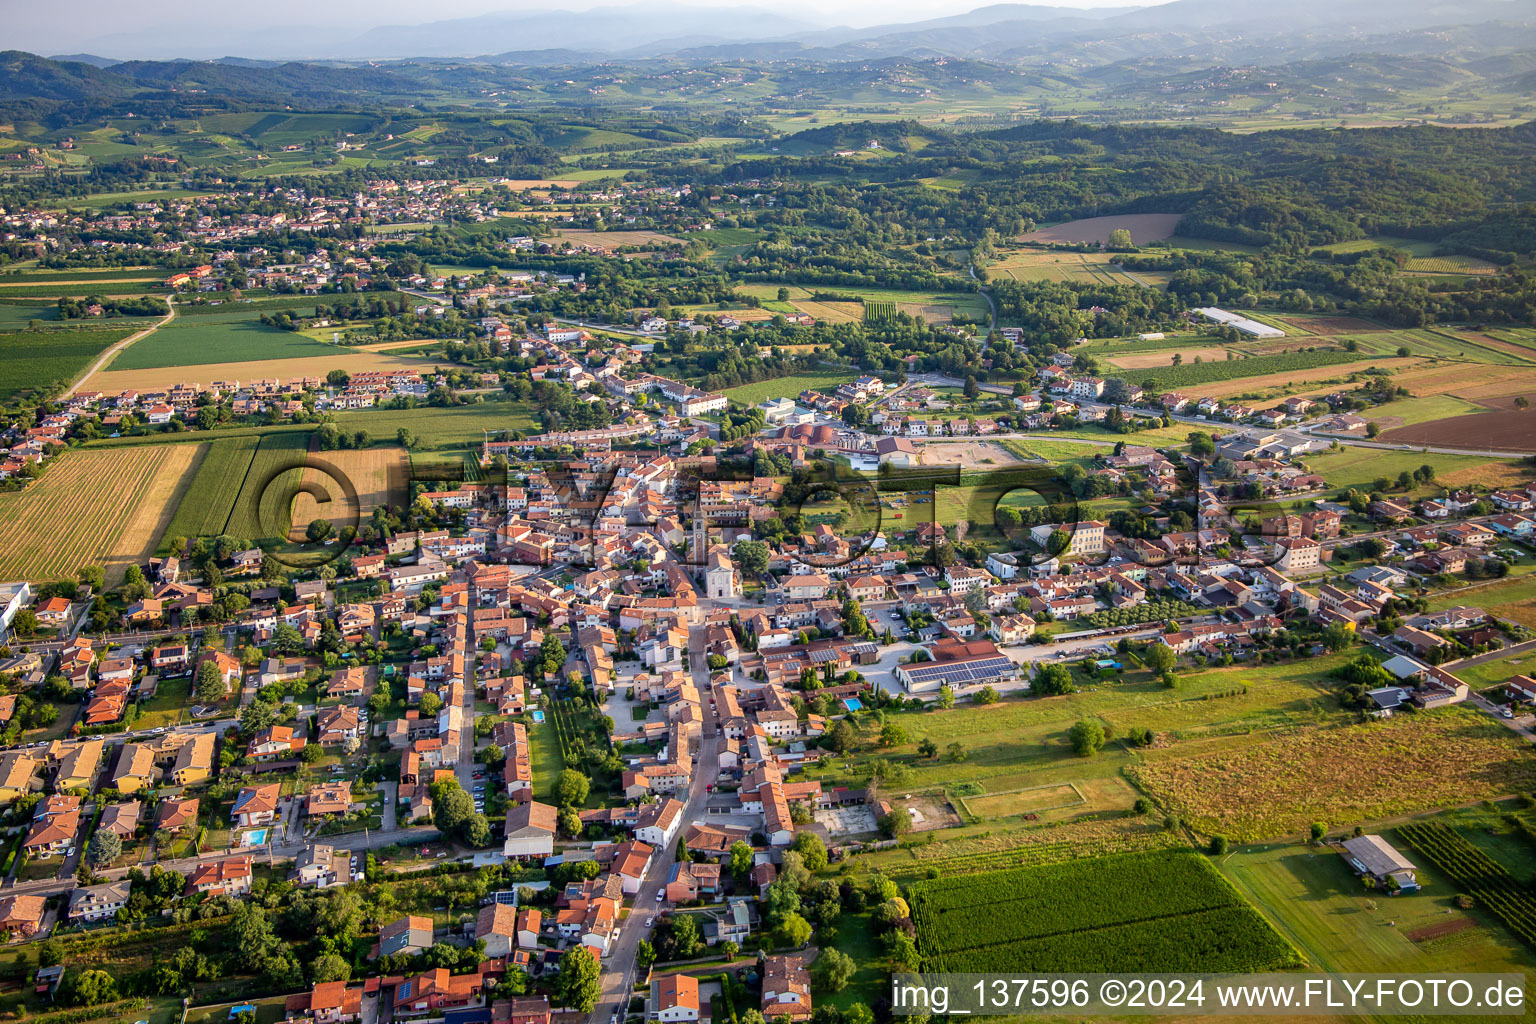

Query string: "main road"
[[587, 640, 720, 1024]]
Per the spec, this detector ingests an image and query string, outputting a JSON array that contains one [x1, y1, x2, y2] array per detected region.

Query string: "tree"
[[937, 684, 955, 709], [555, 769, 591, 808], [419, 692, 443, 716], [194, 659, 227, 702], [60, 970, 118, 1007], [828, 719, 856, 755], [310, 953, 351, 983], [306, 518, 335, 543], [559, 808, 584, 838], [778, 912, 813, 947], [877, 810, 911, 839], [729, 840, 755, 879], [239, 699, 276, 735], [430, 780, 475, 837], [1069, 718, 1105, 756], [917, 738, 938, 758], [973, 685, 999, 705], [1209, 835, 1229, 856], [814, 948, 855, 993], [88, 828, 121, 866], [793, 832, 828, 872], [732, 539, 771, 576], [1033, 662, 1073, 696], [945, 742, 967, 763], [636, 940, 656, 971], [556, 947, 602, 1012], [1144, 642, 1177, 675], [878, 722, 906, 748], [1310, 821, 1327, 841]]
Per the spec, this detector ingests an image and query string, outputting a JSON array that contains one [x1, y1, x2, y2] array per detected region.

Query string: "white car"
[[655, 891, 664, 902], [645, 916, 654, 927]]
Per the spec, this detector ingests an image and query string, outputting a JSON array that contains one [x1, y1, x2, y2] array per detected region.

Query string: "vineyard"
[[863, 299, 897, 322], [1397, 822, 1536, 947], [908, 850, 1300, 972], [1106, 349, 1365, 389]]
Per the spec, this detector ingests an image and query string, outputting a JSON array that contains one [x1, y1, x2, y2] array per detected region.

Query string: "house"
[[249, 724, 306, 760], [109, 742, 156, 793], [317, 706, 362, 745], [516, 907, 542, 949], [503, 800, 557, 858], [288, 981, 363, 1024], [232, 784, 281, 827], [0, 752, 38, 804], [98, 800, 139, 840], [68, 880, 131, 923], [156, 796, 199, 833], [23, 803, 78, 856], [0, 894, 46, 937], [1341, 834, 1419, 892], [292, 843, 354, 888], [652, 974, 700, 1023], [761, 955, 813, 1022], [186, 856, 253, 897], [307, 780, 354, 817], [380, 915, 435, 957], [474, 903, 520, 958], [392, 968, 486, 1016]]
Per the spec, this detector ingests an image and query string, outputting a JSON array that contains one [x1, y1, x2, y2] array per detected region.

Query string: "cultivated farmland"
[[1128, 707, 1536, 842], [722, 372, 858, 406], [0, 327, 134, 402], [1019, 214, 1183, 245], [288, 446, 410, 540], [222, 433, 315, 541], [108, 309, 341, 369], [0, 445, 202, 584], [909, 850, 1299, 972], [159, 436, 261, 544], [1106, 349, 1368, 389]]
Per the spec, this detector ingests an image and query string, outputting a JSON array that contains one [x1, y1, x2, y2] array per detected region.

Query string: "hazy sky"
[[9, 0, 1154, 58]]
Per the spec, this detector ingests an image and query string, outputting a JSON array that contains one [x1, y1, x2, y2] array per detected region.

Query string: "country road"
[[64, 303, 176, 397]]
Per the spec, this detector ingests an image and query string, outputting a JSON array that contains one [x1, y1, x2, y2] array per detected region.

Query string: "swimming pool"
[[531, 710, 546, 723], [243, 828, 269, 847], [843, 697, 863, 711]]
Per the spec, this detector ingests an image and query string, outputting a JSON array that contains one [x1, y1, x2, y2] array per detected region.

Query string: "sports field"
[[0, 444, 202, 584]]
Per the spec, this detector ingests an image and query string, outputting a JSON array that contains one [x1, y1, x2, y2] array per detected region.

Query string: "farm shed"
[[1341, 834, 1420, 892]]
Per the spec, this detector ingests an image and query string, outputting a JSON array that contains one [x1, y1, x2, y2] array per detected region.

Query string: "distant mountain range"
[[42, 0, 1536, 63]]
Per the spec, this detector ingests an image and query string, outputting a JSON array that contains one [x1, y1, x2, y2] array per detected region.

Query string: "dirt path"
[[63, 304, 176, 397]]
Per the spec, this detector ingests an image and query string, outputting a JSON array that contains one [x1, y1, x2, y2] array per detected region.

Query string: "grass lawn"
[[822, 913, 887, 1011], [723, 372, 859, 407], [1427, 575, 1536, 629], [1220, 830, 1536, 977], [1369, 393, 1487, 427], [1452, 650, 1536, 689], [527, 714, 566, 803], [1299, 448, 1507, 493], [185, 995, 290, 1024], [137, 675, 192, 729]]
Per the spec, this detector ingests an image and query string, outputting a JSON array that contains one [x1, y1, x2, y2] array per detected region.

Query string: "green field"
[[722, 371, 858, 406], [160, 436, 262, 545], [909, 849, 1299, 972], [331, 397, 540, 450], [1299, 447, 1513, 492], [222, 432, 313, 541], [110, 310, 337, 369], [0, 327, 133, 402]]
